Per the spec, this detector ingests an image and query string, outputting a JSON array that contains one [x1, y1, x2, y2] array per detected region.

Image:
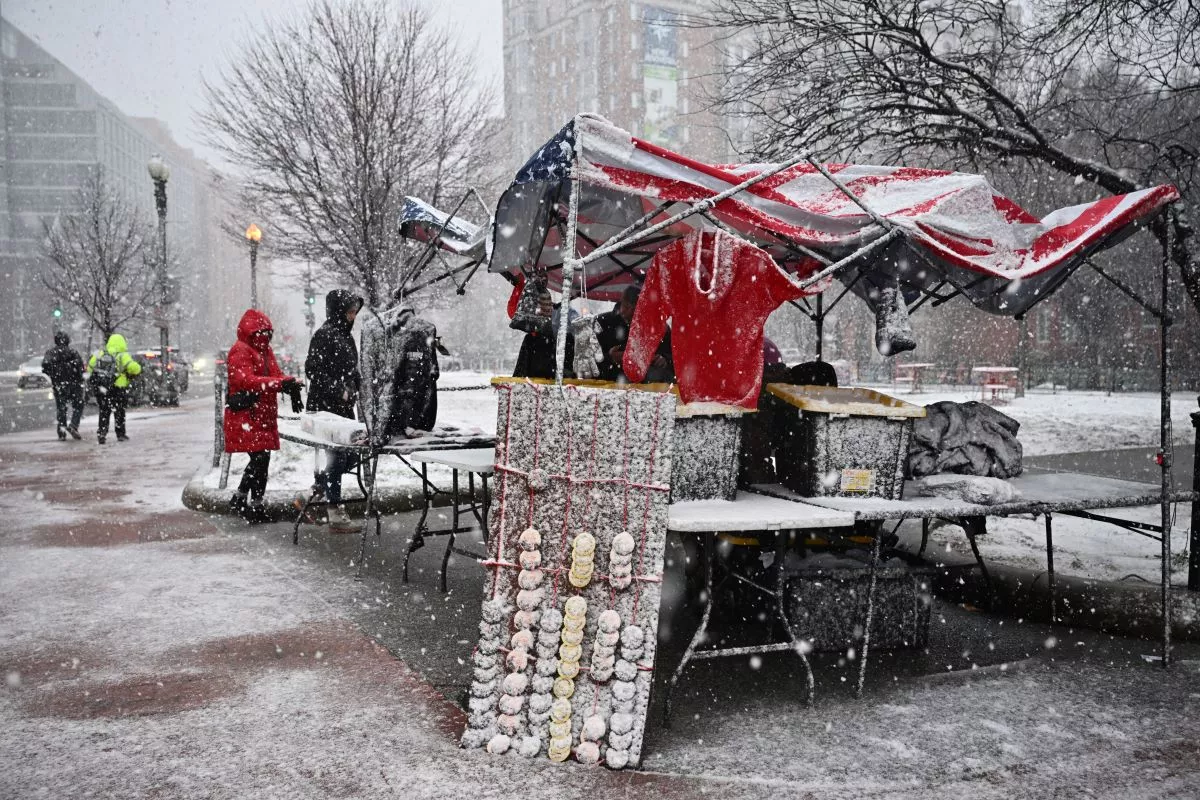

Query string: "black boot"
[[67, 426, 81, 440], [230, 493, 248, 517], [57, 426, 66, 441]]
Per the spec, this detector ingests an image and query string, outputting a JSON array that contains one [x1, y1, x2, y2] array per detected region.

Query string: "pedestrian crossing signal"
[[52, 306, 63, 318]]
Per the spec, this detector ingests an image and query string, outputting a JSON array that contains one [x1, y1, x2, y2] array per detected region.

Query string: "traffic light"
[[52, 305, 63, 319]]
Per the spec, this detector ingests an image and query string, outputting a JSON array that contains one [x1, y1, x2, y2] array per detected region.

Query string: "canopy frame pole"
[[815, 293, 825, 360], [555, 168, 582, 384], [1087, 258, 1168, 321], [577, 154, 812, 269], [1158, 216, 1174, 667], [398, 189, 472, 299]]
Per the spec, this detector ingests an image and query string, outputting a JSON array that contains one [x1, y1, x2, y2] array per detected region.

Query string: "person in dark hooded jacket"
[[304, 289, 364, 530], [42, 331, 85, 440]]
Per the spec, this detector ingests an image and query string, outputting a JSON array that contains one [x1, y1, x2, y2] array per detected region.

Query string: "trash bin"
[[765, 384, 925, 500]]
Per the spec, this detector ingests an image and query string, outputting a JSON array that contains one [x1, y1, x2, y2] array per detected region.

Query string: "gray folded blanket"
[[914, 474, 1020, 505], [907, 400, 1023, 479]]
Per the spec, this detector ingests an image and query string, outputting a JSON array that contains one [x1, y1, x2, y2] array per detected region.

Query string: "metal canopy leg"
[[1045, 513, 1057, 623], [354, 451, 379, 582]]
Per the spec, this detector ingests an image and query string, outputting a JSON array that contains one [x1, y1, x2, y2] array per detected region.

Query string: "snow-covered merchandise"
[[462, 381, 676, 769], [570, 315, 603, 379], [914, 474, 1020, 505], [298, 410, 368, 445], [907, 401, 1023, 479], [670, 415, 742, 501], [872, 275, 917, 356], [359, 304, 440, 446]]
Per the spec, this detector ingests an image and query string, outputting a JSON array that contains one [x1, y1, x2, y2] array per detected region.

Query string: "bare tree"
[[40, 169, 157, 339], [709, 0, 1200, 311], [200, 0, 496, 307]]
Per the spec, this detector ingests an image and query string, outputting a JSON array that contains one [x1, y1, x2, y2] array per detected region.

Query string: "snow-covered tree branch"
[[199, 0, 497, 307]]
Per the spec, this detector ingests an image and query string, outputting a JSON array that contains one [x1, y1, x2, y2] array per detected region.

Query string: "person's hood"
[[236, 308, 274, 349], [325, 289, 363, 326], [54, 332, 69, 347], [105, 334, 128, 355]]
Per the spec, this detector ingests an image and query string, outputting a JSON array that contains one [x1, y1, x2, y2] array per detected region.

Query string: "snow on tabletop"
[[668, 491, 854, 532], [463, 382, 675, 769]]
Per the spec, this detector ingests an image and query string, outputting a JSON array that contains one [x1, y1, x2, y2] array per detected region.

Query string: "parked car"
[[16, 356, 50, 389], [132, 348, 189, 405]]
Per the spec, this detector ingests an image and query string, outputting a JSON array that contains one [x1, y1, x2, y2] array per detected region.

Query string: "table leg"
[[293, 489, 319, 546], [403, 461, 433, 584], [355, 452, 377, 582], [960, 517, 993, 605], [1045, 513, 1057, 624], [918, 518, 931, 557], [773, 530, 814, 707], [440, 468, 460, 594], [663, 531, 714, 728], [856, 524, 883, 699]]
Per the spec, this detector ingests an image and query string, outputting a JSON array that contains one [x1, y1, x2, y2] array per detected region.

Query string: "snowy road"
[[3, 393, 1200, 797]]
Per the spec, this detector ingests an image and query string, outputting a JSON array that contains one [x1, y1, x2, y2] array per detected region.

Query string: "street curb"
[[929, 557, 1200, 642], [180, 466, 480, 519]]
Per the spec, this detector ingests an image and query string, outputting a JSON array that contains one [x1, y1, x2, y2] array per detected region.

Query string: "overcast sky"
[[4, 0, 504, 162]]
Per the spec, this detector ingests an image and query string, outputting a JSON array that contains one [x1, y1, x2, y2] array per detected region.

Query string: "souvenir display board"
[[461, 382, 675, 769]]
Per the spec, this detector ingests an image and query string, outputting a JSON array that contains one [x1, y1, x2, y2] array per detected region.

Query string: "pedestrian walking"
[[87, 333, 142, 445], [224, 309, 301, 524], [42, 331, 85, 440], [303, 289, 363, 532]]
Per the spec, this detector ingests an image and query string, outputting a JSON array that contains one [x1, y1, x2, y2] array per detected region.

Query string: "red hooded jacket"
[[223, 309, 292, 453]]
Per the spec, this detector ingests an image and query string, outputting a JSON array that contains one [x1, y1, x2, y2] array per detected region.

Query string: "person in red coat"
[[224, 308, 299, 522]]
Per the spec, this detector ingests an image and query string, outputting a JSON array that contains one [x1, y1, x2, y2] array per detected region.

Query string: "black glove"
[[281, 376, 299, 391], [289, 389, 304, 414]]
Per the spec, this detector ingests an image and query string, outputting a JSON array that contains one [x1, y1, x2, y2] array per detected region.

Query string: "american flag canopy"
[[487, 114, 1177, 316]]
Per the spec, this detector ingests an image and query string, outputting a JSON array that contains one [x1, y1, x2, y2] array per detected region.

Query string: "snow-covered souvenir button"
[[560, 627, 584, 646], [575, 741, 601, 765], [620, 626, 645, 648], [519, 550, 542, 570], [558, 643, 582, 663], [513, 610, 540, 631], [540, 608, 563, 632], [612, 531, 636, 556], [597, 610, 622, 631], [496, 713, 520, 735], [501, 673, 529, 695], [549, 697, 572, 722], [518, 569, 545, 590], [564, 596, 587, 617], [581, 715, 606, 741], [556, 659, 580, 679], [606, 749, 629, 769], [572, 532, 596, 555], [498, 694, 525, 715], [596, 630, 620, 648], [613, 659, 638, 682], [529, 693, 553, 714], [612, 680, 636, 701], [518, 526, 542, 549], [531, 674, 555, 694], [486, 733, 511, 754], [552, 677, 575, 698]]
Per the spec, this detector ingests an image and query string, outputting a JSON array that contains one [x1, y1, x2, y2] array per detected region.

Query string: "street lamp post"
[[147, 154, 171, 365], [245, 224, 262, 308]]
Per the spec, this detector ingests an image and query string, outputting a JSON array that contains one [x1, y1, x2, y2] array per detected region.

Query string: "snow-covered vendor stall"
[[399, 113, 1194, 769]]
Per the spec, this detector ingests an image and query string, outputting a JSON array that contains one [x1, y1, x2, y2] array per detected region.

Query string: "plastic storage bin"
[[765, 384, 925, 500]]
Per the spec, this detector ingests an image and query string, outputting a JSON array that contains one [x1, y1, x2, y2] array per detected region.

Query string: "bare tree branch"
[[709, 0, 1200, 310], [199, 0, 497, 307], [40, 168, 158, 339]]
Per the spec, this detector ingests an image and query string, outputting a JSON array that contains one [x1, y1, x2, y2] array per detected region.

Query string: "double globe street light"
[[245, 223, 262, 309], [147, 154, 178, 404]]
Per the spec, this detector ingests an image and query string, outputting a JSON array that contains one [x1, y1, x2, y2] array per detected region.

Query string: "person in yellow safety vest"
[[87, 333, 142, 444]]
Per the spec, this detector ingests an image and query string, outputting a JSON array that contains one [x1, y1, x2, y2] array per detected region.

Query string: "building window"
[[631, 32, 639, 50]]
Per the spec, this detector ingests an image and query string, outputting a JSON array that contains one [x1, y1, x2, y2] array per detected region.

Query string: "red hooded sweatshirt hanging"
[[223, 308, 290, 452], [623, 230, 813, 409]]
